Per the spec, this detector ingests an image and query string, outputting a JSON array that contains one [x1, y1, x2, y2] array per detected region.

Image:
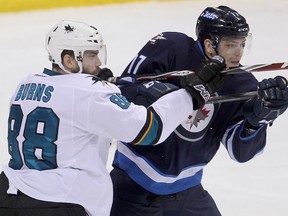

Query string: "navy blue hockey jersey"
[[113, 32, 267, 195]]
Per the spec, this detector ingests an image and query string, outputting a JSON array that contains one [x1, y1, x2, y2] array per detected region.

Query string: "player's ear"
[[203, 39, 215, 58], [62, 54, 75, 70]]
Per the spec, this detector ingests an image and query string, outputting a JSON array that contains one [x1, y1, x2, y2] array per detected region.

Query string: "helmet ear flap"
[[211, 36, 219, 50], [203, 37, 219, 57], [204, 35, 219, 50]]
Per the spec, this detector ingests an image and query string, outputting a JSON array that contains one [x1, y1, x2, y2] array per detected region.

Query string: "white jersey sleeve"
[[87, 86, 193, 145]]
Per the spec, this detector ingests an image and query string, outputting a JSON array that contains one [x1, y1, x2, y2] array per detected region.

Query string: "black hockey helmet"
[[196, 6, 250, 49]]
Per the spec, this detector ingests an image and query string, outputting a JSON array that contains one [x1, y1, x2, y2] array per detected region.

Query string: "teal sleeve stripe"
[[137, 113, 160, 145]]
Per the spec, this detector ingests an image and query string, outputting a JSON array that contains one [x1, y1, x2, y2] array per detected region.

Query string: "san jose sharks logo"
[[63, 24, 75, 33], [87, 75, 110, 86]]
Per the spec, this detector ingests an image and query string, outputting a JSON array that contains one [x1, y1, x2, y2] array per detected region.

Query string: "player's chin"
[[92, 68, 101, 76], [227, 61, 240, 68]]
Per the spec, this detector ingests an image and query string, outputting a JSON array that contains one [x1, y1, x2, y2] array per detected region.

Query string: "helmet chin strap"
[[58, 62, 83, 74], [76, 61, 83, 73], [58, 63, 73, 74], [198, 37, 219, 59], [211, 36, 220, 56], [75, 50, 83, 73]]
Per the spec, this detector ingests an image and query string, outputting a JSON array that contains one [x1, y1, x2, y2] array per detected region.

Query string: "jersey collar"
[[196, 39, 205, 56], [43, 68, 63, 76]]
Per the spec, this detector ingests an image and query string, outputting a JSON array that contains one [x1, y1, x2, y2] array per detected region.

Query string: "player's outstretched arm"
[[120, 56, 227, 144], [89, 57, 228, 145], [222, 76, 288, 162], [89, 86, 193, 146]]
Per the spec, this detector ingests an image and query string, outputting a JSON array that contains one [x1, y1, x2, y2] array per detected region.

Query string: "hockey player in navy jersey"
[[0, 20, 227, 216], [109, 6, 288, 216]]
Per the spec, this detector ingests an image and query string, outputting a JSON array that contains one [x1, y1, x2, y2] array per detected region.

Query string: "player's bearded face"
[[82, 50, 102, 75]]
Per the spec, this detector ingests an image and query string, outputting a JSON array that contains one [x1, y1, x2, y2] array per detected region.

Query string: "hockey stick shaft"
[[210, 76, 288, 103], [207, 91, 257, 104], [134, 62, 288, 81], [115, 62, 287, 103]]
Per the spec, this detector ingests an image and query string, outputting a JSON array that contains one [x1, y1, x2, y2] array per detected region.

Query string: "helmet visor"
[[98, 44, 107, 66], [217, 33, 252, 56]]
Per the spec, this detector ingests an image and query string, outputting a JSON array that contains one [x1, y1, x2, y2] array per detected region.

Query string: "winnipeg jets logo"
[[186, 108, 210, 129], [149, 33, 167, 44], [181, 104, 215, 132], [63, 24, 75, 33], [175, 104, 216, 141], [202, 11, 218, 20]]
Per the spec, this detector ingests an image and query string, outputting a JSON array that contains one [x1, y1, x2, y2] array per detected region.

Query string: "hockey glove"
[[137, 81, 179, 104], [97, 68, 115, 82], [243, 76, 288, 127], [181, 55, 226, 110]]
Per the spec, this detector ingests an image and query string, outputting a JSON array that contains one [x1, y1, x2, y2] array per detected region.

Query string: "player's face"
[[82, 50, 102, 75], [217, 37, 246, 68]]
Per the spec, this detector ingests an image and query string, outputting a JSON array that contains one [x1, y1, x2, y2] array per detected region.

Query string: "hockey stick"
[[115, 62, 287, 103], [204, 72, 288, 104], [207, 91, 257, 104], [133, 62, 288, 81]]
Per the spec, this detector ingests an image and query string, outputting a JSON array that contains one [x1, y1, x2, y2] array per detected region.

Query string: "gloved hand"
[[137, 81, 179, 105], [97, 68, 115, 82], [181, 55, 226, 110], [243, 76, 288, 127]]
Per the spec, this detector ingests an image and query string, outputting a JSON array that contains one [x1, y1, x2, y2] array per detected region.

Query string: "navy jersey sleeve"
[[219, 73, 267, 162]]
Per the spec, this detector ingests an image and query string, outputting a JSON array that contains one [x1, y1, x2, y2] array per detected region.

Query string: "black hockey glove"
[[137, 81, 179, 104], [97, 68, 115, 82], [243, 76, 288, 127], [181, 55, 226, 110]]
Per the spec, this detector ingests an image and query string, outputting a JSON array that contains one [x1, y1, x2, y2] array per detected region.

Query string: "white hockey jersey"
[[3, 68, 193, 215]]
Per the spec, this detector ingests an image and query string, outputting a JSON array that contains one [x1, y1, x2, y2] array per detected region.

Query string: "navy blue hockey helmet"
[[196, 6, 250, 49]]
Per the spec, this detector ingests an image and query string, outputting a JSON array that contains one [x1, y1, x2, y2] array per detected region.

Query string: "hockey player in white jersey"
[[0, 20, 227, 216]]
